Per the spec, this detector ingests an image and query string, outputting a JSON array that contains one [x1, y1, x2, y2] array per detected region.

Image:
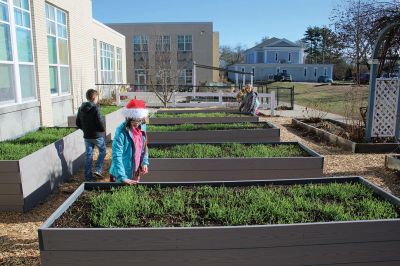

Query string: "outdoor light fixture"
[[200, 30, 205, 35]]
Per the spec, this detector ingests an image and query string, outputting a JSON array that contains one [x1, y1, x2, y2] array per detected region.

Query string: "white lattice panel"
[[371, 78, 400, 137]]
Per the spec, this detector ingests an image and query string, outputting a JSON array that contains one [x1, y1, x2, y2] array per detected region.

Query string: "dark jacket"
[[76, 102, 105, 139]]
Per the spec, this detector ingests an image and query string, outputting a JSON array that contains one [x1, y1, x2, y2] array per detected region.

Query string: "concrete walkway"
[[260, 104, 347, 122]]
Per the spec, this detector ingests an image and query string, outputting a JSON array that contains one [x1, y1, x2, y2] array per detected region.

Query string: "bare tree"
[[219, 44, 246, 66]]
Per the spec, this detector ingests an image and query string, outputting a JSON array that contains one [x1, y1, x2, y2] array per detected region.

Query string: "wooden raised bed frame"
[[39, 177, 400, 266], [145, 142, 323, 181], [0, 129, 85, 211], [68, 108, 124, 141], [150, 109, 259, 124], [292, 118, 400, 153], [148, 122, 280, 143]]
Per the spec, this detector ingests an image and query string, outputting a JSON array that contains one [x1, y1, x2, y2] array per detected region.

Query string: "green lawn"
[[153, 112, 249, 118], [147, 123, 266, 132], [0, 127, 76, 160], [100, 105, 120, 116], [149, 143, 308, 158], [265, 82, 369, 118], [87, 183, 399, 227]]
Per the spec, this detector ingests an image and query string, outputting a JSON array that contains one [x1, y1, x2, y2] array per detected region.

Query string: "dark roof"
[[247, 37, 301, 52]]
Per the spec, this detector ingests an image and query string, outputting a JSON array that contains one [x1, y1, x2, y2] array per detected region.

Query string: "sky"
[[92, 0, 339, 48]]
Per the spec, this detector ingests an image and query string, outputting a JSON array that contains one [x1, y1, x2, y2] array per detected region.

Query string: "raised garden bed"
[[150, 110, 259, 124], [145, 142, 323, 181], [385, 155, 400, 171], [292, 118, 400, 153], [68, 105, 123, 141], [147, 122, 280, 143], [39, 177, 400, 265], [0, 128, 85, 211]]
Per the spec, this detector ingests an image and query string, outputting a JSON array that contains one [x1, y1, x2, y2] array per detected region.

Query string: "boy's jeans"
[[84, 137, 106, 181]]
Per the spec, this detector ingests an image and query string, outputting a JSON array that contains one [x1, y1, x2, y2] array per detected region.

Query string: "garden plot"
[[68, 105, 123, 141], [145, 142, 323, 181], [147, 122, 280, 143], [0, 128, 84, 211], [292, 118, 400, 153], [150, 110, 259, 124], [39, 177, 400, 266]]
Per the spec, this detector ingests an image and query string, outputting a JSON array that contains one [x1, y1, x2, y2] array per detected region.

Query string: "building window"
[[100, 41, 115, 84], [46, 3, 70, 95], [304, 68, 307, 77], [0, 0, 37, 106], [177, 35, 192, 51], [288, 52, 291, 62], [135, 69, 147, 85], [178, 69, 192, 84], [324, 67, 327, 76], [276, 67, 280, 73], [314, 68, 317, 77], [133, 35, 148, 52], [256, 51, 264, 63], [275, 52, 278, 62], [93, 39, 97, 84], [116, 47, 122, 83], [156, 35, 170, 52], [156, 69, 171, 85]]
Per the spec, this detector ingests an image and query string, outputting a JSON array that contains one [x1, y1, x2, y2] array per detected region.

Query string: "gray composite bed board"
[[39, 177, 400, 266], [145, 142, 323, 181], [0, 129, 85, 211]]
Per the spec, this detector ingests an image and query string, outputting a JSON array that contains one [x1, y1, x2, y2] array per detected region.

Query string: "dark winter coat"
[[76, 102, 105, 139]]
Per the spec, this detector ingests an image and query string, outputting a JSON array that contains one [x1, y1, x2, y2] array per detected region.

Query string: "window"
[[314, 68, 317, 77], [100, 41, 115, 84], [275, 52, 278, 62], [0, 0, 36, 106], [177, 35, 192, 51], [256, 51, 264, 63], [156, 35, 170, 52], [156, 69, 171, 85], [116, 47, 122, 83], [93, 39, 97, 84], [324, 67, 327, 76], [46, 3, 70, 95], [276, 67, 280, 73], [178, 69, 192, 84], [133, 35, 147, 52], [304, 67, 307, 77], [288, 52, 291, 62], [135, 69, 147, 85]]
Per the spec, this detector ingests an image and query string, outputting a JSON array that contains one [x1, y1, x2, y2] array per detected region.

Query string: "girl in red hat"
[[109, 99, 149, 184]]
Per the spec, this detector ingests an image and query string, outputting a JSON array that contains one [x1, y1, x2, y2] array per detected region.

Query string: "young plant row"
[[149, 143, 308, 159], [86, 183, 399, 228], [0, 127, 76, 160], [153, 112, 249, 118], [147, 123, 267, 132]]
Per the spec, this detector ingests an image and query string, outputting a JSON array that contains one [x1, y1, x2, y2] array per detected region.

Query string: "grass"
[[153, 112, 250, 118], [0, 127, 76, 160], [147, 123, 267, 132], [264, 82, 369, 117], [100, 105, 121, 116], [87, 183, 399, 227], [149, 143, 307, 158]]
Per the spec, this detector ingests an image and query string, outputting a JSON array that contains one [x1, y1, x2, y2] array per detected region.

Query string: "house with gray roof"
[[228, 37, 333, 82]]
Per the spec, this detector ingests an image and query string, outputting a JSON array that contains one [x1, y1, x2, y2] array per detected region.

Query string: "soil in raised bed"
[[153, 112, 253, 118], [148, 143, 309, 158], [0, 127, 76, 160], [147, 123, 268, 132], [52, 183, 400, 228], [300, 119, 397, 143]]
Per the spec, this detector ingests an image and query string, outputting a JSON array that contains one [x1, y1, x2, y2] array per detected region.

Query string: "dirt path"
[[1, 116, 399, 265]]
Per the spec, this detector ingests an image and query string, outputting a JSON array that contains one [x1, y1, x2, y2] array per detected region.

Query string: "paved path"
[[259, 104, 347, 122]]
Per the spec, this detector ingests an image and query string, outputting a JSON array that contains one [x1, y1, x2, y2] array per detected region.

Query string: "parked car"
[[353, 73, 370, 84], [317, 75, 333, 83], [274, 73, 292, 82]]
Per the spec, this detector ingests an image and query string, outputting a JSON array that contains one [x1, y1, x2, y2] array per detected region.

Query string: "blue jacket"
[[109, 122, 149, 183]]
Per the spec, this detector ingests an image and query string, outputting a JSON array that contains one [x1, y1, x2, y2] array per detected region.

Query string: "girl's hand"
[[141, 165, 148, 175], [124, 179, 138, 185]]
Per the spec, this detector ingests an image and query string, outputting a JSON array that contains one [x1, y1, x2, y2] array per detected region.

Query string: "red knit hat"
[[123, 99, 149, 119]]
